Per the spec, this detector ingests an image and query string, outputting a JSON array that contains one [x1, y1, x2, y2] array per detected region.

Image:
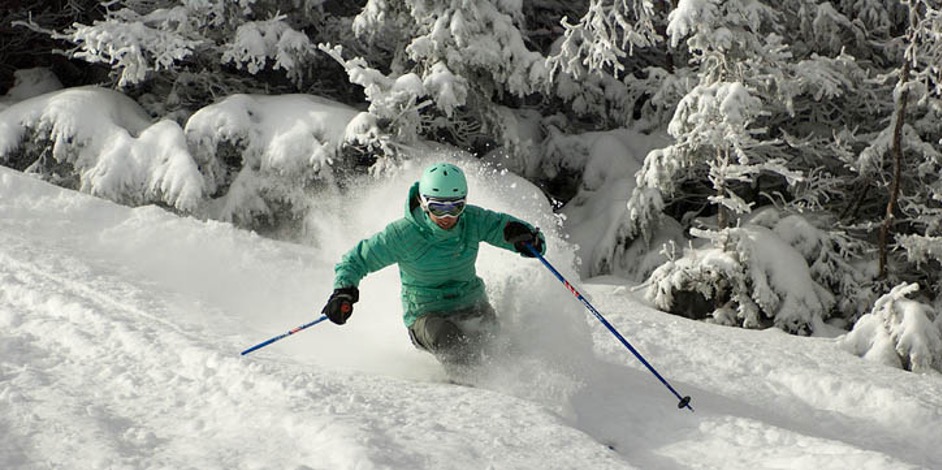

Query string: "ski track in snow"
[[2, 166, 942, 469]]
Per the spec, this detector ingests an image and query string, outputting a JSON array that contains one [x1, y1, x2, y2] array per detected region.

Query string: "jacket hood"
[[405, 182, 423, 218]]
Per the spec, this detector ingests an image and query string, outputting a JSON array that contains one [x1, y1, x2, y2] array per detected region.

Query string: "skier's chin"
[[432, 216, 458, 230]]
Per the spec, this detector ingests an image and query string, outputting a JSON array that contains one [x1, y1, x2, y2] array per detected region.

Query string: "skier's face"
[[429, 212, 458, 230]]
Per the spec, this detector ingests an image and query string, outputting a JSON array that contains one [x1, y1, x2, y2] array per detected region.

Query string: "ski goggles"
[[422, 196, 466, 218]]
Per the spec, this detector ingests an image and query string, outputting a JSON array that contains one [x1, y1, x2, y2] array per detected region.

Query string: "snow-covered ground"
[[2, 163, 941, 470]]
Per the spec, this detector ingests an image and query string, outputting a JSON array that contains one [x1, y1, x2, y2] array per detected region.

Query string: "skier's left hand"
[[322, 286, 359, 325], [504, 221, 543, 257]]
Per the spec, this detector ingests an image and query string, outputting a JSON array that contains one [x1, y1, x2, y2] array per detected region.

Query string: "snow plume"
[[0, 86, 203, 211], [842, 283, 942, 374], [647, 224, 834, 335], [301, 153, 596, 411], [467, 160, 597, 409]]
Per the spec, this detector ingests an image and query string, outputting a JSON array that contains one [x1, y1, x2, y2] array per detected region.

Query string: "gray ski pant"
[[407, 302, 499, 366]]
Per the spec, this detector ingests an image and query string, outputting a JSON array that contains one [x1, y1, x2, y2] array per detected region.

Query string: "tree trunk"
[[879, 58, 911, 279], [716, 148, 729, 230]]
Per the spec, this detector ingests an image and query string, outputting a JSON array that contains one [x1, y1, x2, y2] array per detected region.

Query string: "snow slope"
[[2, 164, 941, 470]]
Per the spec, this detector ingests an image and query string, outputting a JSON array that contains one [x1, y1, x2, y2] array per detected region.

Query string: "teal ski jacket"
[[333, 181, 545, 327]]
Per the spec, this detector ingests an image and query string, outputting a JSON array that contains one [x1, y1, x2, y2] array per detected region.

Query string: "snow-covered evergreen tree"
[[628, 0, 807, 236], [645, 211, 850, 335], [546, 0, 669, 129], [349, 0, 549, 157], [870, 0, 942, 295], [646, 225, 836, 335], [841, 282, 942, 374], [615, 1, 840, 335], [316, 43, 461, 165]]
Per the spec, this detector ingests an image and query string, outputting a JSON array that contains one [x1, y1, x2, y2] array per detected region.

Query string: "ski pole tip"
[[678, 396, 693, 411]]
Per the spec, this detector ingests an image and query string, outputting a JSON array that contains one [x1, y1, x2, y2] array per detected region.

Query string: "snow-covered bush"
[[748, 209, 877, 322], [0, 86, 366, 229], [646, 224, 835, 335], [841, 283, 942, 374], [644, 209, 879, 333], [0, 86, 203, 211], [184, 93, 360, 226]]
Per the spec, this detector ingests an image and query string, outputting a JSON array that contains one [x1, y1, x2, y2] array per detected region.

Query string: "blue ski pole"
[[241, 315, 329, 356], [525, 243, 693, 412]]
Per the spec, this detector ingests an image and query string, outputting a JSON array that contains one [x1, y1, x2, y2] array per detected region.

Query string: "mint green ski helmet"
[[419, 163, 468, 199]]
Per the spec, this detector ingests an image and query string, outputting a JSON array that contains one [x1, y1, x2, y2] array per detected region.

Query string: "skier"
[[321, 162, 544, 372]]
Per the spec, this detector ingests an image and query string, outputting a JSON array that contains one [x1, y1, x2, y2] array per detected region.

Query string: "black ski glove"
[[322, 286, 359, 325], [503, 221, 543, 258]]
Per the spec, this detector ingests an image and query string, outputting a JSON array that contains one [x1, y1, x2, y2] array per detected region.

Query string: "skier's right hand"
[[504, 221, 543, 257], [322, 286, 359, 325]]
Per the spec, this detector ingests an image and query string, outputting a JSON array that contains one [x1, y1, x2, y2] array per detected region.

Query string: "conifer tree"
[[627, 0, 805, 236], [348, 0, 548, 155], [884, 0, 942, 294]]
